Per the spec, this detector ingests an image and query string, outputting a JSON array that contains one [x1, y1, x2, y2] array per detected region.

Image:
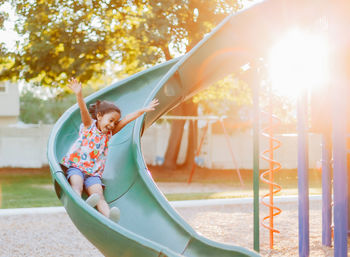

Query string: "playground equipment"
[[259, 85, 282, 250], [47, 0, 346, 256], [310, 55, 349, 257], [159, 115, 242, 185], [252, 3, 350, 257], [48, 57, 259, 256], [218, 117, 244, 186]]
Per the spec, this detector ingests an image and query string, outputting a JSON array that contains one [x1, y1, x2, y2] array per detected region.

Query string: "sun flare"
[[268, 29, 329, 98]]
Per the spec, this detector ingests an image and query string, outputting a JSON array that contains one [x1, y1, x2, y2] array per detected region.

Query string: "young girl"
[[62, 78, 158, 222]]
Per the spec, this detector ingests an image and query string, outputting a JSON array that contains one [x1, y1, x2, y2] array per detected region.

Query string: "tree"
[[19, 88, 75, 124], [0, 0, 8, 30], [19, 85, 98, 124], [0, 0, 148, 87], [0, 0, 244, 168], [193, 74, 252, 118], [135, 0, 243, 170], [0, 2, 13, 75], [0, 0, 243, 84]]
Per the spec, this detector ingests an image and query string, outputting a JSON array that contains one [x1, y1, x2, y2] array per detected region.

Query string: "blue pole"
[[321, 133, 332, 247], [328, 1, 350, 254], [332, 85, 348, 257], [297, 91, 309, 257]]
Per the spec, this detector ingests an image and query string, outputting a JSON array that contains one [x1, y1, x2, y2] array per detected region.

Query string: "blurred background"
[[0, 0, 327, 209]]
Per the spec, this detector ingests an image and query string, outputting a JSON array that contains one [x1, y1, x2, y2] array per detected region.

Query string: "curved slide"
[[47, 1, 320, 256]]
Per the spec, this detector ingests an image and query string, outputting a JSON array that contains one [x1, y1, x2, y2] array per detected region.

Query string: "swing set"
[[161, 115, 244, 186]]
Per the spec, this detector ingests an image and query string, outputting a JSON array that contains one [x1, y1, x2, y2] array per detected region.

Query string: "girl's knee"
[[90, 191, 105, 202], [69, 176, 84, 194], [71, 182, 83, 189], [71, 184, 83, 195], [86, 184, 104, 196]]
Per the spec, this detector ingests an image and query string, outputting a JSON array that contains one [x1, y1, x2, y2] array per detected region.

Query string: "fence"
[[0, 123, 322, 169], [141, 122, 322, 170], [0, 124, 52, 168]]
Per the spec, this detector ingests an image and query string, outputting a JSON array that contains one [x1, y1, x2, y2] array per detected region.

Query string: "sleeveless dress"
[[61, 120, 112, 177]]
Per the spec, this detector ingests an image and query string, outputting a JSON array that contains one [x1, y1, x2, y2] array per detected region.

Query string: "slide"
[[47, 0, 320, 256]]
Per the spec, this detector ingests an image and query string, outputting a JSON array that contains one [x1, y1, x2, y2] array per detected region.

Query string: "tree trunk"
[[161, 42, 199, 171], [162, 103, 186, 170], [162, 100, 198, 170], [181, 101, 198, 169]]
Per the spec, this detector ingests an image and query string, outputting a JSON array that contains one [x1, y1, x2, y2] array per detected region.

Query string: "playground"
[[1, 0, 350, 256], [0, 167, 332, 257], [0, 202, 330, 257]]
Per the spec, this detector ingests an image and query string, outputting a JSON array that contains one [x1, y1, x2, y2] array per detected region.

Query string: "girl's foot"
[[109, 207, 120, 223], [86, 193, 100, 207]]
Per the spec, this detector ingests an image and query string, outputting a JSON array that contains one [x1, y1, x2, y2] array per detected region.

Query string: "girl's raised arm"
[[68, 78, 93, 128], [112, 99, 159, 135]]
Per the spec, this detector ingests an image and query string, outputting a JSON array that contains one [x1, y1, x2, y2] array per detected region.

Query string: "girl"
[[62, 78, 159, 222]]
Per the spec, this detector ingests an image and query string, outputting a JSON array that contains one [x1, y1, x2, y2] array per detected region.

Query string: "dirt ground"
[[177, 200, 335, 257], [0, 194, 338, 257], [0, 166, 341, 256]]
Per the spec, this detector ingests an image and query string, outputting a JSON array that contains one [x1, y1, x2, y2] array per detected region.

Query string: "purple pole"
[[328, 1, 350, 255], [297, 91, 309, 257], [332, 84, 348, 257], [328, 2, 349, 254], [321, 133, 332, 246]]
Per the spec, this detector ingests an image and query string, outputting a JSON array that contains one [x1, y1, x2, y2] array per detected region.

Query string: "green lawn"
[[0, 167, 322, 209], [0, 169, 61, 209]]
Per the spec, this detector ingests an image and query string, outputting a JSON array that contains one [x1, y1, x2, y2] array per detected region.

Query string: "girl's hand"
[[143, 99, 159, 112], [68, 77, 82, 95], [112, 99, 159, 135]]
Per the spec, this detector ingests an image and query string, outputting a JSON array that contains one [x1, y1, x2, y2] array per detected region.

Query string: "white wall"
[[141, 122, 322, 170], [0, 122, 322, 169], [0, 124, 52, 167], [0, 82, 19, 125]]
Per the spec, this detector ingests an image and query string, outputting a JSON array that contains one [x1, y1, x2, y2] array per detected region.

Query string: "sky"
[[0, 2, 19, 51]]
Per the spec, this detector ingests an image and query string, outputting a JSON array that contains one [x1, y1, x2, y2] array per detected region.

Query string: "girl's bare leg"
[[69, 174, 84, 196], [86, 184, 110, 217]]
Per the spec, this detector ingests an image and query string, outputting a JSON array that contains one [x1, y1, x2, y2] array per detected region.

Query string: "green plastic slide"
[[48, 0, 320, 256]]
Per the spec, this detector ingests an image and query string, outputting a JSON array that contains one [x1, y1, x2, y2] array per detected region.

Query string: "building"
[[0, 82, 19, 125]]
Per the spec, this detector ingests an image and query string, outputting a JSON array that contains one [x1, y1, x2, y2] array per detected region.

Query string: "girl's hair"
[[88, 100, 121, 119]]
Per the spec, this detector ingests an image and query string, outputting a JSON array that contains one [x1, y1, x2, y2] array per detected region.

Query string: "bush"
[[20, 89, 76, 124]]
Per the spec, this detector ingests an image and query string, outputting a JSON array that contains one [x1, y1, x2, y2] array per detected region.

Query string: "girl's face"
[[96, 111, 121, 134]]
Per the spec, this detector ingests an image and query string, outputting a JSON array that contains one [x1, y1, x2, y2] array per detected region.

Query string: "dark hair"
[[88, 100, 121, 120]]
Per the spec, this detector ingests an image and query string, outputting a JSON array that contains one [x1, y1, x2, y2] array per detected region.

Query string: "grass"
[[0, 168, 61, 209], [0, 166, 323, 209]]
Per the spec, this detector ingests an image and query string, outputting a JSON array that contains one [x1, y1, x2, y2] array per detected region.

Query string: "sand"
[[0, 197, 338, 257]]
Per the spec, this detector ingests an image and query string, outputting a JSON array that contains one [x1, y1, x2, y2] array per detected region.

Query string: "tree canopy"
[[193, 74, 252, 117], [0, 0, 297, 128], [0, 0, 242, 88]]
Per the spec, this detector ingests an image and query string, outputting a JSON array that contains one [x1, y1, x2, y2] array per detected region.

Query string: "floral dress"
[[62, 120, 112, 177]]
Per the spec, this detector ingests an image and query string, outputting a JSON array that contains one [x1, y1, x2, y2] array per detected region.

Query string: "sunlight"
[[268, 29, 329, 98]]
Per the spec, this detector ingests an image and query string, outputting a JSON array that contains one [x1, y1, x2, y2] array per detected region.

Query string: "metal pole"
[[297, 90, 309, 257], [332, 84, 348, 257], [321, 132, 332, 246], [219, 119, 244, 186], [268, 87, 274, 249], [253, 66, 260, 252], [188, 121, 209, 184], [329, 2, 349, 253]]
